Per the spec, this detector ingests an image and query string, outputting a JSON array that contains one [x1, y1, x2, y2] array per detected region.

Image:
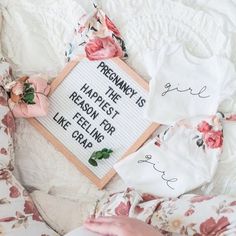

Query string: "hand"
[[84, 216, 163, 236]]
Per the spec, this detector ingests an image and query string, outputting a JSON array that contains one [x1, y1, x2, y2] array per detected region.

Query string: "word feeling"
[[53, 111, 116, 150], [138, 155, 177, 190], [162, 83, 210, 99]]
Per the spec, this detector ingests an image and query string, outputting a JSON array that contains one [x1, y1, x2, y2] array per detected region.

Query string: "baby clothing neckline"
[[144, 42, 236, 125]]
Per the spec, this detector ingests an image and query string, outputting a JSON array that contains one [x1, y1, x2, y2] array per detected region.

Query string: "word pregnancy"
[[97, 61, 146, 107], [138, 155, 178, 190]]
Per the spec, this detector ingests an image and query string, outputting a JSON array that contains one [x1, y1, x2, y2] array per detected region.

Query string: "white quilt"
[[1, 0, 236, 209]]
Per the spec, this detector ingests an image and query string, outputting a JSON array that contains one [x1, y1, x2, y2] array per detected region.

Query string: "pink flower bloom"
[[190, 195, 214, 203], [12, 82, 23, 95], [115, 201, 131, 216], [200, 216, 229, 235], [105, 16, 121, 36], [85, 36, 123, 61], [10, 75, 50, 118], [0, 148, 7, 155], [184, 208, 195, 216], [9, 186, 21, 198], [204, 130, 223, 149], [197, 121, 212, 133], [1, 111, 15, 136]]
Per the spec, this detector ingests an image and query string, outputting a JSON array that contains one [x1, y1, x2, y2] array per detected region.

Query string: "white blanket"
[[1, 0, 236, 214]]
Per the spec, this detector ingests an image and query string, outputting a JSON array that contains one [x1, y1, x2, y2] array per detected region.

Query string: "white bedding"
[[1, 0, 236, 211]]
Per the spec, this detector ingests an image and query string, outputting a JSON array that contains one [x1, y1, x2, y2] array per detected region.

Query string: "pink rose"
[[114, 201, 131, 216], [204, 130, 223, 149], [200, 217, 229, 235], [197, 121, 212, 133], [10, 75, 50, 118], [190, 195, 214, 203], [105, 16, 121, 36], [9, 186, 21, 198], [12, 82, 23, 95], [85, 36, 123, 61]]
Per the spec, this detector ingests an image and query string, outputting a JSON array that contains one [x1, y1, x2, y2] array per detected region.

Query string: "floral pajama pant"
[[0, 59, 57, 235], [95, 189, 236, 236]]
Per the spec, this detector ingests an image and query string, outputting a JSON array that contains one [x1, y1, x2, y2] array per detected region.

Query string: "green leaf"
[[24, 93, 34, 101], [27, 101, 36, 105], [101, 148, 108, 152], [90, 152, 97, 158], [24, 83, 30, 89], [95, 151, 103, 159], [102, 153, 110, 159], [108, 149, 113, 154], [88, 158, 98, 167]]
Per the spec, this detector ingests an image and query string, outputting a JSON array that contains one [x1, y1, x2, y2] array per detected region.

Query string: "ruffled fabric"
[[101, 0, 229, 80], [0, 0, 86, 78]]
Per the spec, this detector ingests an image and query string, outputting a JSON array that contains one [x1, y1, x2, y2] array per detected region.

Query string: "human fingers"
[[84, 220, 120, 235], [85, 216, 123, 224]]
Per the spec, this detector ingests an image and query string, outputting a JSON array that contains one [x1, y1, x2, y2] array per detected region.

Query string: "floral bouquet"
[[7, 74, 50, 118]]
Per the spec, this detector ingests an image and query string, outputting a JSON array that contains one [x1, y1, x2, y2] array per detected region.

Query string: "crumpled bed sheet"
[[1, 0, 236, 213]]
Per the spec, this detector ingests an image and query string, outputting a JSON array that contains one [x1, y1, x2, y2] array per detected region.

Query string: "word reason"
[[69, 84, 120, 120]]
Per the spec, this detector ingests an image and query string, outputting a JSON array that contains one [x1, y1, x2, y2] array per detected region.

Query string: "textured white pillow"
[[0, 0, 85, 78]]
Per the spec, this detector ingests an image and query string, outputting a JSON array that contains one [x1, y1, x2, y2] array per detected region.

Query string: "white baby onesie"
[[145, 43, 236, 125], [114, 115, 223, 197]]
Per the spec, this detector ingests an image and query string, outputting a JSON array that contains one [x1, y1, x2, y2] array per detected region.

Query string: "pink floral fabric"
[[0, 58, 58, 235], [0, 58, 15, 170], [95, 189, 236, 236], [0, 169, 58, 236], [65, 3, 127, 62]]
